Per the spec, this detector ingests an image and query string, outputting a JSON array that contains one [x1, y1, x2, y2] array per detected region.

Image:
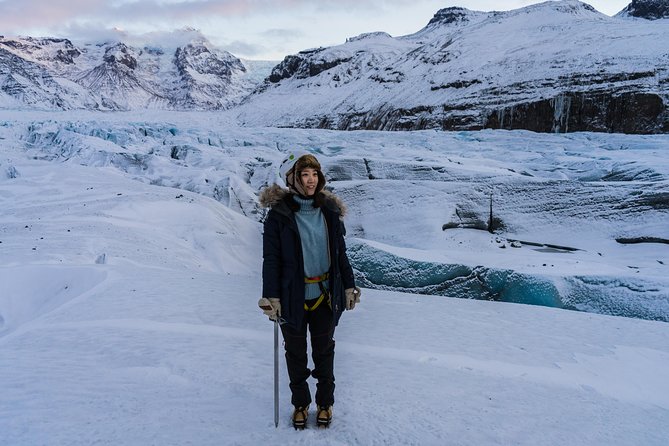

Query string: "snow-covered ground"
[[1, 110, 668, 444]]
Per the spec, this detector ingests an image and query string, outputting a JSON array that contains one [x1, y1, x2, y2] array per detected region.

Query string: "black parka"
[[260, 185, 355, 330]]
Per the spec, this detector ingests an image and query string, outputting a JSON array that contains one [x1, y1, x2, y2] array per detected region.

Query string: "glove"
[[258, 297, 281, 321], [345, 287, 361, 310]]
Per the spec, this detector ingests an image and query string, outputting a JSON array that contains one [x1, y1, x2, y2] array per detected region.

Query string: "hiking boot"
[[292, 406, 308, 430], [316, 405, 332, 428]]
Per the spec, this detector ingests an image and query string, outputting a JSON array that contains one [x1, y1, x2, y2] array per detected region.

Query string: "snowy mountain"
[[0, 31, 266, 111], [237, 0, 669, 133], [617, 0, 669, 19], [1, 2, 668, 133]]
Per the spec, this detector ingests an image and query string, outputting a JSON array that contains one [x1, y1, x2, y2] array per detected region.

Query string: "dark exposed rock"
[[308, 104, 480, 131], [55, 47, 80, 64], [170, 42, 246, 109], [269, 55, 304, 83], [431, 79, 482, 90], [0, 37, 81, 65], [301, 88, 668, 132], [0, 47, 73, 108], [268, 52, 351, 83], [427, 7, 474, 26], [103, 43, 138, 69], [617, 0, 669, 19], [335, 105, 437, 131], [370, 70, 405, 83], [484, 92, 667, 134], [309, 57, 351, 77], [616, 237, 669, 244], [174, 43, 244, 79], [282, 89, 668, 133], [346, 32, 392, 43]]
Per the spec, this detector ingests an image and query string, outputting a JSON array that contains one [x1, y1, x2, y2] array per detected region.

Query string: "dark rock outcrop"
[[0, 47, 75, 108], [617, 0, 669, 19], [103, 43, 138, 69], [268, 49, 351, 83], [485, 92, 668, 134], [427, 7, 473, 26]]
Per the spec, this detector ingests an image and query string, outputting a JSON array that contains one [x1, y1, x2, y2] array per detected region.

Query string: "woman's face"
[[299, 168, 319, 196]]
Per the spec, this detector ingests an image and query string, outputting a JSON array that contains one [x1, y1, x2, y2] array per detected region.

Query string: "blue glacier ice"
[[348, 239, 669, 322]]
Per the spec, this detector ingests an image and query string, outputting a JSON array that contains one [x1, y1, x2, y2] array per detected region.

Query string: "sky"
[[0, 0, 633, 60]]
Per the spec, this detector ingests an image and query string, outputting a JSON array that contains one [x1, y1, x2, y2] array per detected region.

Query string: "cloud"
[[258, 28, 303, 40], [220, 39, 267, 57], [53, 22, 271, 59], [0, 0, 105, 32], [59, 23, 215, 50], [56, 22, 129, 44], [216, 29, 306, 59], [0, 0, 629, 36], [0, 0, 476, 60], [0, 0, 298, 30], [0, 0, 421, 33]]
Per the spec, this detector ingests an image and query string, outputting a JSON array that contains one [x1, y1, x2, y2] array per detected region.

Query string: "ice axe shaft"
[[258, 299, 280, 428], [273, 318, 279, 428]]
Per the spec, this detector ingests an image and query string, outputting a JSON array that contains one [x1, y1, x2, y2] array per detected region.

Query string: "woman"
[[258, 152, 360, 429]]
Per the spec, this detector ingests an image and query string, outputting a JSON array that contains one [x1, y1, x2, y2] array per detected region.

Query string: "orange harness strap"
[[303, 273, 330, 311]]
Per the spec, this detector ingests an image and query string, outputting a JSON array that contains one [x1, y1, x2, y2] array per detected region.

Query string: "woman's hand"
[[258, 297, 281, 320], [345, 287, 361, 310]]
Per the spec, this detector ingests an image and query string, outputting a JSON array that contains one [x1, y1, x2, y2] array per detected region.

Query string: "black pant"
[[280, 303, 336, 408]]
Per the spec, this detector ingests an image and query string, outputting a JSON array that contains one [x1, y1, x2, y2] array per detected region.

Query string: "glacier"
[[2, 154, 668, 445], [1, 110, 667, 322], [348, 238, 669, 321]]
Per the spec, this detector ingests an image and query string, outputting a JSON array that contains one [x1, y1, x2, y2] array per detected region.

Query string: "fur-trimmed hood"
[[259, 184, 348, 218]]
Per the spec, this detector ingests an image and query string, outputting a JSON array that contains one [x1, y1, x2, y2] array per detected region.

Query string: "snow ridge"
[[0, 31, 264, 111], [236, 0, 669, 133]]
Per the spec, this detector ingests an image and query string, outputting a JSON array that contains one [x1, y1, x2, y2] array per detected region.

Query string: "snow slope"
[[236, 0, 669, 132], [1, 142, 669, 445], [1, 110, 669, 444]]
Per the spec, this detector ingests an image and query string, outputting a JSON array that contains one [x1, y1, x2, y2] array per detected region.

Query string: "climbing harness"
[[304, 272, 330, 311]]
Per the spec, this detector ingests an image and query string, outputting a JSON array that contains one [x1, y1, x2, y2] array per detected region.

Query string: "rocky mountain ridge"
[[236, 0, 669, 133], [1, 1, 668, 133], [0, 31, 258, 111]]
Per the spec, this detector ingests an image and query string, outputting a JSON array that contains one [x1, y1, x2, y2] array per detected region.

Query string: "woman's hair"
[[294, 154, 321, 172], [282, 154, 328, 208], [289, 154, 327, 199]]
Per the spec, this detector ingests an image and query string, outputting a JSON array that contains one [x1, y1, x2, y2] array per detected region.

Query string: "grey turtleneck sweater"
[[293, 195, 330, 300]]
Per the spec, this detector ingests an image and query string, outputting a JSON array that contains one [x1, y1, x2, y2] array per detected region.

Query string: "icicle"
[[551, 94, 572, 133]]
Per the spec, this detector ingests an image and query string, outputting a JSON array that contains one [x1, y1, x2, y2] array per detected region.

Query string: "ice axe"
[[258, 299, 280, 428]]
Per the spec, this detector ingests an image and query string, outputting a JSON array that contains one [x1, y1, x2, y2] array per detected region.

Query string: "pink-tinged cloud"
[[0, 0, 403, 33], [0, 0, 109, 29]]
